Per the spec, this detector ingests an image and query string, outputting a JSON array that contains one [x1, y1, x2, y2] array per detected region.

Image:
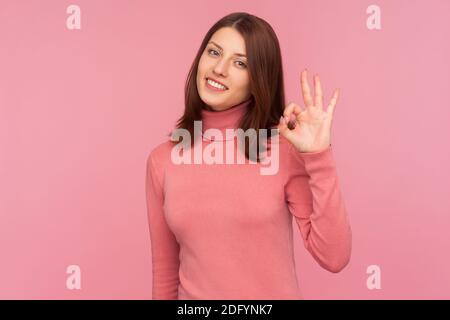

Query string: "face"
[[196, 27, 252, 111]]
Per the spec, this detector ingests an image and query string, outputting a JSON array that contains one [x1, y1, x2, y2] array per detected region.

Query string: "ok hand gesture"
[[278, 69, 339, 153]]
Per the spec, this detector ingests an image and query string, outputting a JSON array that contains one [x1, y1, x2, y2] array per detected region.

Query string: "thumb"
[[277, 116, 296, 144]]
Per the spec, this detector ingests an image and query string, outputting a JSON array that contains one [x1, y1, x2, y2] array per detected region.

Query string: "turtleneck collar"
[[201, 98, 252, 141]]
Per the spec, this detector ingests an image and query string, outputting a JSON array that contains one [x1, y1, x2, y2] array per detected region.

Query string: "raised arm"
[[285, 144, 352, 273]]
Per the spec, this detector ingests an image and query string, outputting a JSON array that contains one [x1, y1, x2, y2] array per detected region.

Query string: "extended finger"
[[301, 69, 314, 107], [314, 74, 324, 109], [327, 89, 339, 116]]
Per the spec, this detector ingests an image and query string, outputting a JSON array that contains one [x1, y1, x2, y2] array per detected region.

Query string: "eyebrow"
[[208, 41, 247, 58]]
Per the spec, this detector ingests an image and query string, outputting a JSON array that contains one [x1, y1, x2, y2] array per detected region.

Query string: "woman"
[[146, 12, 352, 300]]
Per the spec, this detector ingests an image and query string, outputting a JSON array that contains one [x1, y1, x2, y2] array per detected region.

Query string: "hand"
[[277, 69, 339, 153]]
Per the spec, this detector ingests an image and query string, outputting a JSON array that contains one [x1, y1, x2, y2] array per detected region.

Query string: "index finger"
[[283, 102, 302, 124]]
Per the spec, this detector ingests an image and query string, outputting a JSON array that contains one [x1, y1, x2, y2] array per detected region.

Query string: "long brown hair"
[[168, 12, 286, 162]]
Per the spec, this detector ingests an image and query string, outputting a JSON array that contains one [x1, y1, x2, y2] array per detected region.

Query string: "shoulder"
[[146, 139, 176, 169]]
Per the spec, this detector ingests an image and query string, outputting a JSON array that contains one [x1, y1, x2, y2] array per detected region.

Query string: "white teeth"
[[207, 78, 227, 90]]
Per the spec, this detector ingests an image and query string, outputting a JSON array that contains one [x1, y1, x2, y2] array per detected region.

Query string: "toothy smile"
[[206, 78, 228, 90]]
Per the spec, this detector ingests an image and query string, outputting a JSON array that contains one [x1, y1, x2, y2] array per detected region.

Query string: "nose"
[[213, 59, 228, 77]]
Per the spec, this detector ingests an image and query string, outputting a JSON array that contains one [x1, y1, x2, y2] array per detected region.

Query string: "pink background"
[[1, 0, 449, 299]]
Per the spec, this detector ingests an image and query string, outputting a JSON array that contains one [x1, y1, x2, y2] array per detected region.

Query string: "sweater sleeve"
[[285, 144, 352, 273], [146, 152, 180, 299]]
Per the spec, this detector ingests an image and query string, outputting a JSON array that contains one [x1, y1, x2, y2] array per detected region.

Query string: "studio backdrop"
[[1, 0, 449, 299]]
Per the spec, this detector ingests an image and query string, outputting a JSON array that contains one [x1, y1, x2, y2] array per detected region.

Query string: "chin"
[[200, 91, 227, 106]]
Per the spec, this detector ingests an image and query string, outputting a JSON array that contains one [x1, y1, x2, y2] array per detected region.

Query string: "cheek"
[[197, 59, 205, 75], [234, 73, 250, 90], [199, 53, 215, 69], [197, 54, 209, 73]]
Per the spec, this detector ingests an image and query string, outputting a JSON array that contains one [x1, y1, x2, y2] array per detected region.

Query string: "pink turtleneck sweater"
[[145, 99, 352, 300]]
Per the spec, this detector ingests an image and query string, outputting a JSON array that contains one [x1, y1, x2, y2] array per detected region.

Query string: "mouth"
[[205, 77, 229, 91]]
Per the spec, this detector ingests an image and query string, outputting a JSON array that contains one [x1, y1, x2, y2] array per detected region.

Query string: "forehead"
[[209, 27, 246, 55]]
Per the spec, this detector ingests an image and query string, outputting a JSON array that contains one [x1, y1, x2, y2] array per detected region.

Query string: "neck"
[[201, 98, 252, 140]]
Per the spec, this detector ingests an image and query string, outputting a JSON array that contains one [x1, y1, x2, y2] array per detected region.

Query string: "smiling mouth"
[[205, 77, 229, 90]]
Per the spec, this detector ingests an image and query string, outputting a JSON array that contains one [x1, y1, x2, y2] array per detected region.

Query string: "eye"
[[236, 61, 247, 68], [207, 48, 219, 56]]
